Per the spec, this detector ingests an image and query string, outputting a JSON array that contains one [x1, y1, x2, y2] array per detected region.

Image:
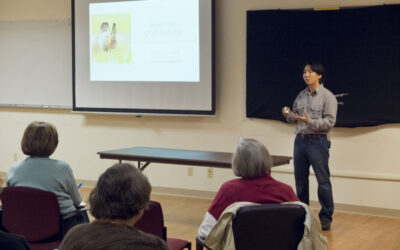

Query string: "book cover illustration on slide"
[[90, 13, 132, 69]]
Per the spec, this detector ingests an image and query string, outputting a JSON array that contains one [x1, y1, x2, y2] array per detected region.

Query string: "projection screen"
[[72, 0, 215, 115]]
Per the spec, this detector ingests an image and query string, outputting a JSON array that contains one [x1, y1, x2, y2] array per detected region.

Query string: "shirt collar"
[[305, 84, 324, 96]]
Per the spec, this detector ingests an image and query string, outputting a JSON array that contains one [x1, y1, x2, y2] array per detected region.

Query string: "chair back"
[[136, 201, 191, 250], [0, 186, 61, 242], [135, 200, 166, 240], [232, 204, 305, 250]]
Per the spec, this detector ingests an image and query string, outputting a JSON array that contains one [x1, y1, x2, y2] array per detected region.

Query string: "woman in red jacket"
[[198, 138, 299, 237]]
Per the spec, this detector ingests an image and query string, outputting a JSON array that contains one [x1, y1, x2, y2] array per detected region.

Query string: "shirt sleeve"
[[198, 212, 217, 238], [63, 164, 82, 207], [5, 171, 13, 187], [5, 163, 18, 187], [207, 181, 238, 220], [286, 112, 297, 123], [307, 92, 337, 131], [286, 93, 302, 123]]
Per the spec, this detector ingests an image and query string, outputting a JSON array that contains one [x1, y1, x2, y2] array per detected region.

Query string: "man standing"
[[282, 61, 337, 230]]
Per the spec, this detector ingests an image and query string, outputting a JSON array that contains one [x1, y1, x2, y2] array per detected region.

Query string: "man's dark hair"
[[89, 163, 151, 220]]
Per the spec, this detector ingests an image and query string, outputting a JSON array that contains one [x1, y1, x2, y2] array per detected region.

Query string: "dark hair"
[[90, 163, 151, 220], [305, 61, 326, 83], [21, 121, 58, 157], [101, 22, 109, 29]]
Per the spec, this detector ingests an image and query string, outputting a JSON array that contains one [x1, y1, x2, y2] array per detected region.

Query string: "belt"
[[298, 133, 327, 139]]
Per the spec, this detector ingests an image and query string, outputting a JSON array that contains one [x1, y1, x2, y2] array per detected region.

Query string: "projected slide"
[[89, 0, 200, 82]]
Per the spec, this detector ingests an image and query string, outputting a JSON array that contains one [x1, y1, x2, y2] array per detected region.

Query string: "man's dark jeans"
[[294, 134, 334, 222]]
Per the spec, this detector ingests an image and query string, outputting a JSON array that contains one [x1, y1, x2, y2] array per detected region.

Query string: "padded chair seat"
[[167, 238, 192, 250]]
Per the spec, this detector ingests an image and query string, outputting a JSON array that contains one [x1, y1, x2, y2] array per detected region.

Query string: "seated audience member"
[[6, 121, 88, 235], [0, 231, 30, 250], [59, 163, 169, 250], [198, 138, 299, 237]]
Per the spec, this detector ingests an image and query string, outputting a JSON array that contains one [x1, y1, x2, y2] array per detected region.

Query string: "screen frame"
[[71, 0, 215, 116]]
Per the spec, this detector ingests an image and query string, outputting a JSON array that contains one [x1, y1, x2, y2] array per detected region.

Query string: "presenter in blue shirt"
[[282, 61, 337, 230]]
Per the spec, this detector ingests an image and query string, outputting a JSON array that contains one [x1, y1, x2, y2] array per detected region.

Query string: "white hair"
[[232, 138, 273, 178]]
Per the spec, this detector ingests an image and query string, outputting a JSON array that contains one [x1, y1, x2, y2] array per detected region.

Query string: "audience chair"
[[136, 200, 191, 250], [196, 204, 306, 250], [0, 186, 88, 250]]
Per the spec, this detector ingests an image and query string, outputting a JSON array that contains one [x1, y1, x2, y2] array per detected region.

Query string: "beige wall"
[[1, 0, 400, 213]]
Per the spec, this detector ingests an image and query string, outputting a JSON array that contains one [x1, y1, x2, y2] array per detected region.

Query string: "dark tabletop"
[[98, 147, 291, 168]]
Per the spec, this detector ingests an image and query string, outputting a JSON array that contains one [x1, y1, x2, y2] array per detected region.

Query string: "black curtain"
[[246, 5, 400, 127]]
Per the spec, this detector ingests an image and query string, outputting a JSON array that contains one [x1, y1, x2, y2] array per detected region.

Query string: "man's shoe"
[[321, 220, 332, 231]]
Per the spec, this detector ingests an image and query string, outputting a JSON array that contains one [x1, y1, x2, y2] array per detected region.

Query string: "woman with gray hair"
[[198, 138, 299, 237], [59, 163, 168, 250]]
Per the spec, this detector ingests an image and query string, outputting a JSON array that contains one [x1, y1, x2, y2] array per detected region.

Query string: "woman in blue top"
[[6, 121, 88, 236]]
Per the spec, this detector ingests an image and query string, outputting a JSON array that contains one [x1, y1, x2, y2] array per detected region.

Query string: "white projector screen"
[[72, 0, 215, 115]]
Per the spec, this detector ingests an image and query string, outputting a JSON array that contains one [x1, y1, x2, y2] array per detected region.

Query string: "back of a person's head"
[[21, 121, 58, 157], [90, 163, 151, 220], [232, 138, 273, 178]]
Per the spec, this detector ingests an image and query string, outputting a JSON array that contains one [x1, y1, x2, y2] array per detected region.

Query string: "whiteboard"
[[0, 20, 72, 108]]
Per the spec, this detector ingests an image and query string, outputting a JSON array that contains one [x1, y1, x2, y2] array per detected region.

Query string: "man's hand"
[[282, 107, 291, 118], [295, 111, 310, 123]]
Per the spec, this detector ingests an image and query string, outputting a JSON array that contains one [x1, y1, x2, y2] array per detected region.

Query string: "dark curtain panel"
[[246, 5, 400, 127]]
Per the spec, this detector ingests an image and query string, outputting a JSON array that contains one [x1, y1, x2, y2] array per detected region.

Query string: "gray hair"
[[232, 138, 273, 178]]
